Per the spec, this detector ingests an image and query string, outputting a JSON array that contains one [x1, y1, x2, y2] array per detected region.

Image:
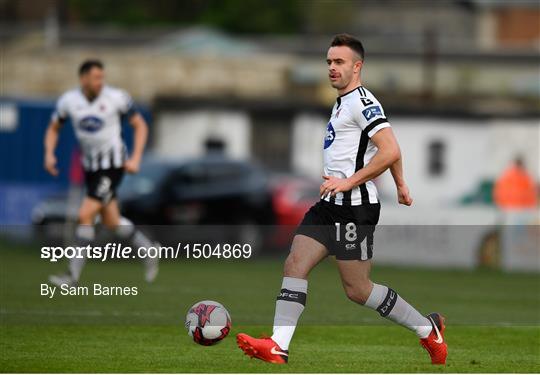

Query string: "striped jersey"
[[52, 85, 136, 171], [323, 86, 391, 206]]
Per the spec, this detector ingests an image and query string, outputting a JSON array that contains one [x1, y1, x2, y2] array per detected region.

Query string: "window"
[[428, 140, 445, 176]]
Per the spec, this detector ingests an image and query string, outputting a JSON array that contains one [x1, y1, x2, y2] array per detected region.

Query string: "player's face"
[[326, 46, 362, 91], [80, 67, 105, 97]]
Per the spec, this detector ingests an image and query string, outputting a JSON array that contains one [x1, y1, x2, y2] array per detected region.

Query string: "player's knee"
[[78, 210, 94, 225], [102, 220, 117, 230], [283, 252, 308, 279], [101, 213, 120, 230]]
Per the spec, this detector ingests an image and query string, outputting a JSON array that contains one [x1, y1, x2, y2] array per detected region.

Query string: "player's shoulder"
[[58, 87, 80, 102], [102, 85, 128, 98], [102, 85, 133, 105], [349, 86, 388, 126], [355, 86, 386, 114], [357, 86, 383, 107], [344, 86, 383, 110], [56, 88, 81, 110]]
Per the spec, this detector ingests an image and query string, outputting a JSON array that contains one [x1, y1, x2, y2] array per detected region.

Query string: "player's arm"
[[348, 127, 401, 186], [124, 112, 148, 174], [390, 156, 413, 206], [320, 128, 400, 197], [44, 118, 63, 176]]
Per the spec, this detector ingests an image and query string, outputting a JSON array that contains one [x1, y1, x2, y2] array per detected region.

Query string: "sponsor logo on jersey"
[[345, 243, 357, 250], [362, 106, 382, 120], [324, 122, 335, 149], [79, 115, 104, 133]]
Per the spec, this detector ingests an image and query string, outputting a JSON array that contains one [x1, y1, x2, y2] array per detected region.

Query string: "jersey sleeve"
[[115, 89, 137, 117], [354, 96, 391, 138], [51, 94, 69, 123]]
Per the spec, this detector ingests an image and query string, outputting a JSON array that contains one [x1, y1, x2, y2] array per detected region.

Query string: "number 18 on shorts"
[[296, 200, 380, 261]]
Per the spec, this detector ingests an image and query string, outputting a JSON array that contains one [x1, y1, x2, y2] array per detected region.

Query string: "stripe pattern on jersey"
[[323, 86, 390, 206], [83, 143, 127, 172], [351, 88, 388, 205]]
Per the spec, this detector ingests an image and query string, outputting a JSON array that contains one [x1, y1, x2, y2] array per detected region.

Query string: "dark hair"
[[330, 34, 365, 60], [78, 59, 104, 76]]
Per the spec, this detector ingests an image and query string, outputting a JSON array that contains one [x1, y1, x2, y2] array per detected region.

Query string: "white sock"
[[365, 283, 432, 339], [271, 277, 308, 350], [70, 225, 95, 281], [115, 217, 153, 255]]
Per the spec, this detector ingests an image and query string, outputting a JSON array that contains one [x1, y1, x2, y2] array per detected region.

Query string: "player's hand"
[[44, 153, 59, 176], [124, 158, 140, 174], [397, 184, 413, 206], [320, 175, 354, 198]]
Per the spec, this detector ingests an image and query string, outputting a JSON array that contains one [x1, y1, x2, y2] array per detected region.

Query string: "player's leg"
[[100, 198, 159, 282], [71, 197, 102, 281], [67, 168, 115, 284], [272, 234, 328, 348], [336, 258, 447, 364], [336, 258, 431, 334], [237, 234, 328, 364], [49, 196, 102, 286]]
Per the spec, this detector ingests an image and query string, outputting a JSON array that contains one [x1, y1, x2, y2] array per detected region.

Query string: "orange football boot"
[[420, 313, 448, 365], [236, 333, 288, 364]]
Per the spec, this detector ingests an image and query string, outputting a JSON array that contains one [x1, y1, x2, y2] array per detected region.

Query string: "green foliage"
[[66, 0, 304, 33]]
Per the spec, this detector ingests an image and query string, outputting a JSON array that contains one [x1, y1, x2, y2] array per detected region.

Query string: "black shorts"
[[296, 200, 380, 260], [84, 168, 124, 204]]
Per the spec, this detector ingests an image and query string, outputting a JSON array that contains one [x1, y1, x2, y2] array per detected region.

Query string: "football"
[[185, 300, 231, 346]]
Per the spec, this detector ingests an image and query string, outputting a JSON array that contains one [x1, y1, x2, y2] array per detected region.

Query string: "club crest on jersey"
[[324, 122, 335, 149], [362, 106, 382, 120], [79, 116, 104, 133]]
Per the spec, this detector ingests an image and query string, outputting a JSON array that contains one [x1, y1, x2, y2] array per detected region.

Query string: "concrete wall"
[[154, 110, 251, 159]]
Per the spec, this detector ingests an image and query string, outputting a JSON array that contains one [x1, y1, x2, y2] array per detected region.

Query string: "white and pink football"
[[185, 300, 231, 346]]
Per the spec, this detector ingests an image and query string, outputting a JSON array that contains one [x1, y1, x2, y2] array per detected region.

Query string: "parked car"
[[118, 155, 275, 225]]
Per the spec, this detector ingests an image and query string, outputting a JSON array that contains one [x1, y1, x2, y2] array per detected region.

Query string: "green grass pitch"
[[1, 240, 539, 373]]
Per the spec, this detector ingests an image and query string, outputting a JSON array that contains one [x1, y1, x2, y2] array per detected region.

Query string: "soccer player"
[[44, 59, 159, 286], [237, 34, 447, 365]]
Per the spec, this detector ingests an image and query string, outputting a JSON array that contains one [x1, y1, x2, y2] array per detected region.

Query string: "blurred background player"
[[44, 59, 159, 286], [236, 34, 447, 365]]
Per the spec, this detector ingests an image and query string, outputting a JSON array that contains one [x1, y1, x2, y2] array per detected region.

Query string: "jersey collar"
[[79, 86, 105, 104], [339, 85, 363, 98], [336, 85, 363, 107]]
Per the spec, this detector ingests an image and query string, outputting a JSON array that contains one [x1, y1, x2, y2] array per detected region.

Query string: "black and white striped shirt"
[[52, 86, 136, 172], [323, 86, 391, 205]]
